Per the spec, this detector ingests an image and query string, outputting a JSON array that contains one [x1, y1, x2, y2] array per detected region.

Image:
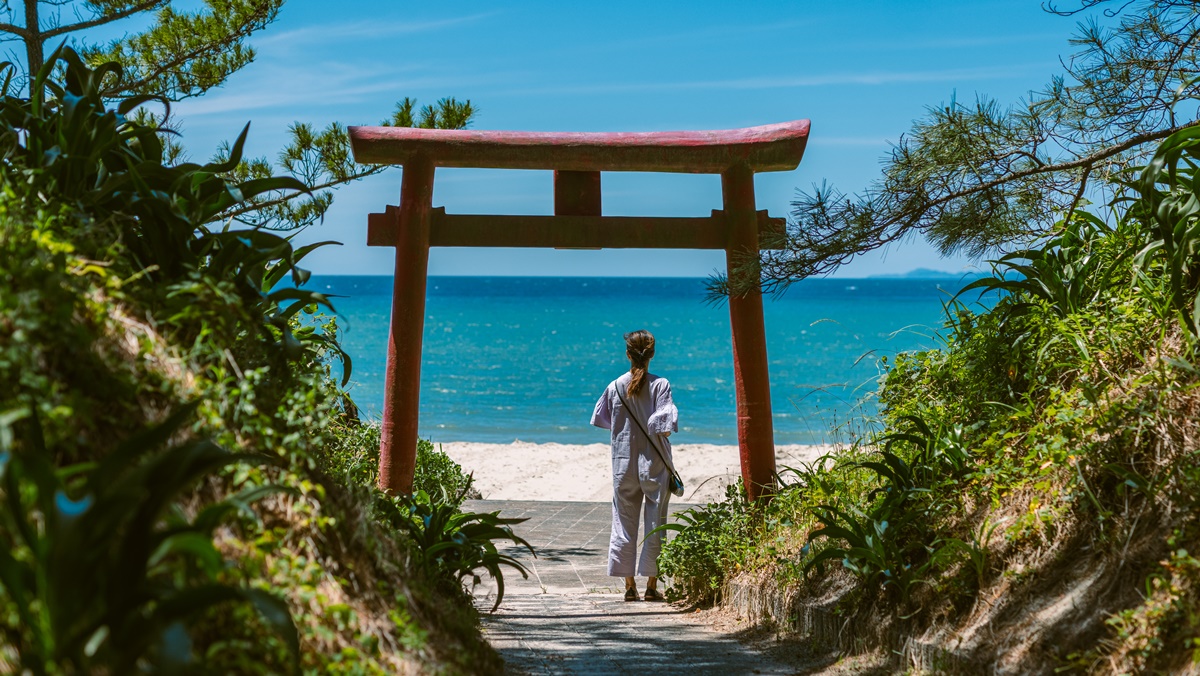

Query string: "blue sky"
[[160, 0, 1082, 278]]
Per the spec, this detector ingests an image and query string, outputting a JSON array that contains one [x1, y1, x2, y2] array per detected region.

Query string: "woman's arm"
[[648, 380, 678, 436], [590, 384, 613, 429]]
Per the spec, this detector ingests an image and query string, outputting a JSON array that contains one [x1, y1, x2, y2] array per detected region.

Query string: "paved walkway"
[[465, 499, 796, 675]]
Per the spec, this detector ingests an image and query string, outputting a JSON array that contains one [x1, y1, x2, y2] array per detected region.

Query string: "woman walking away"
[[591, 330, 679, 601]]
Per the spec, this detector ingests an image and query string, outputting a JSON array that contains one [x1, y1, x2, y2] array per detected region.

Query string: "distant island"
[[868, 267, 986, 280]]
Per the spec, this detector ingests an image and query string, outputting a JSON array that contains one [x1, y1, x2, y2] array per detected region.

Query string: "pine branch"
[[760, 0, 1200, 290], [111, 37, 247, 98], [763, 118, 1200, 288], [208, 98, 476, 230], [42, 0, 166, 39], [0, 22, 28, 38], [87, 0, 282, 100], [914, 119, 1198, 211], [219, 167, 385, 222]]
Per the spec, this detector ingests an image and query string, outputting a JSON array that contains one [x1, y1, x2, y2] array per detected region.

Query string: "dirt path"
[[467, 499, 800, 675]]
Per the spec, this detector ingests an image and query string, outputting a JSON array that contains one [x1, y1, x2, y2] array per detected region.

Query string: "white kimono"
[[591, 372, 679, 577]]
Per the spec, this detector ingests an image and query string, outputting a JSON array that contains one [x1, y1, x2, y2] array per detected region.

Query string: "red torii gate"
[[348, 120, 811, 501]]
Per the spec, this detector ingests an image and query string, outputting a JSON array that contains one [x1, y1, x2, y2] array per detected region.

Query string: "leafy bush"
[[1, 47, 345, 380], [656, 482, 756, 604], [316, 424, 477, 507], [413, 439, 478, 504]]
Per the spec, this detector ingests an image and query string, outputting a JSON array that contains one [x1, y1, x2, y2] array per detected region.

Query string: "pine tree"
[[749, 0, 1200, 293], [0, 0, 473, 229]]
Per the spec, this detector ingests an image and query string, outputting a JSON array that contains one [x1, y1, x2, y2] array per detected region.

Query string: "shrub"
[[658, 126, 1200, 671], [655, 482, 756, 604], [317, 424, 477, 508], [1, 47, 345, 384], [413, 439, 478, 505]]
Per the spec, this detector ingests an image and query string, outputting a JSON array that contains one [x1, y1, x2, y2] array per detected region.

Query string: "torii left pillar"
[[378, 155, 434, 493], [351, 120, 811, 500]]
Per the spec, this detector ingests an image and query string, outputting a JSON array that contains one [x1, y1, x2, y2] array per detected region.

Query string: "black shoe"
[[643, 588, 664, 602], [624, 588, 639, 602]]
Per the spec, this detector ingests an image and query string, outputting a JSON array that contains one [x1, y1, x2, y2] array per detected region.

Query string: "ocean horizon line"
[[310, 271, 985, 281]]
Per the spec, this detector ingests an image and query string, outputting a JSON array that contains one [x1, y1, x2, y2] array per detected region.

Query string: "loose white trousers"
[[609, 459, 670, 577]]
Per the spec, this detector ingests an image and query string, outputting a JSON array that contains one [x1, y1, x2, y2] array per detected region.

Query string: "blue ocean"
[[314, 276, 977, 445]]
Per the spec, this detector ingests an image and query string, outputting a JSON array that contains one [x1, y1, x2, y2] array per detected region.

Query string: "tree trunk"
[[24, 0, 41, 77]]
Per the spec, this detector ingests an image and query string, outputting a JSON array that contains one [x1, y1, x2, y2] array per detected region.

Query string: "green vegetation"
[[671, 3, 1200, 671], [0, 48, 515, 673], [377, 490, 533, 613], [320, 433, 480, 507], [655, 483, 757, 603], [661, 127, 1200, 672], [0, 406, 300, 672], [319, 431, 531, 612]]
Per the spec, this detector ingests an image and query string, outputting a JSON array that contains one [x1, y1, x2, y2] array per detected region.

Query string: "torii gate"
[[348, 120, 810, 501]]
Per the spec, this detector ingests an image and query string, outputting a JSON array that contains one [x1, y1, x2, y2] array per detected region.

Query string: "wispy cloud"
[[256, 11, 501, 47], [493, 63, 1046, 96], [172, 57, 481, 118], [176, 81, 398, 118]]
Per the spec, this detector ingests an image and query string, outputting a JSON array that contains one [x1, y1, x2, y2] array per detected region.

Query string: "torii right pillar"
[[723, 164, 776, 500]]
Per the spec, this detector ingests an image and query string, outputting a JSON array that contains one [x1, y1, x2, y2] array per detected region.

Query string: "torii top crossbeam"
[[349, 119, 810, 173], [348, 119, 811, 501]]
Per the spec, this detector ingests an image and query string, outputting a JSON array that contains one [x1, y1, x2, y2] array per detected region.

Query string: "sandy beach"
[[438, 441, 838, 504]]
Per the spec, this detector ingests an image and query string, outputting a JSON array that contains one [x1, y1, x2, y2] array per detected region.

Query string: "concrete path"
[[466, 499, 796, 675]]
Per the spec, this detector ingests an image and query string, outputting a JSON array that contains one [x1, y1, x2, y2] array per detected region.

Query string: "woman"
[[590, 329, 679, 602]]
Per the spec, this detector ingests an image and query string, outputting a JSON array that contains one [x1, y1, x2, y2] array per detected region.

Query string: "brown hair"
[[624, 330, 655, 396]]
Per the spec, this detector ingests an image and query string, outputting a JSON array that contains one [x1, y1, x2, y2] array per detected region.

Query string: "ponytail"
[[624, 330, 655, 396]]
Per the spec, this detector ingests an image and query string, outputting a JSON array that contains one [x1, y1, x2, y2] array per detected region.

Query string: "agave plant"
[[0, 404, 300, 673], [375, 487, 534, 612], [1126, 123, 1200, 335], [800, 414, 977, 601], [955, 210, 1135, 323], [876, 415, 974, 481]]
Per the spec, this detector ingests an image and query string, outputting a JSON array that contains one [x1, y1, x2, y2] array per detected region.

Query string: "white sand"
[[437, 441, 839, 504]]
